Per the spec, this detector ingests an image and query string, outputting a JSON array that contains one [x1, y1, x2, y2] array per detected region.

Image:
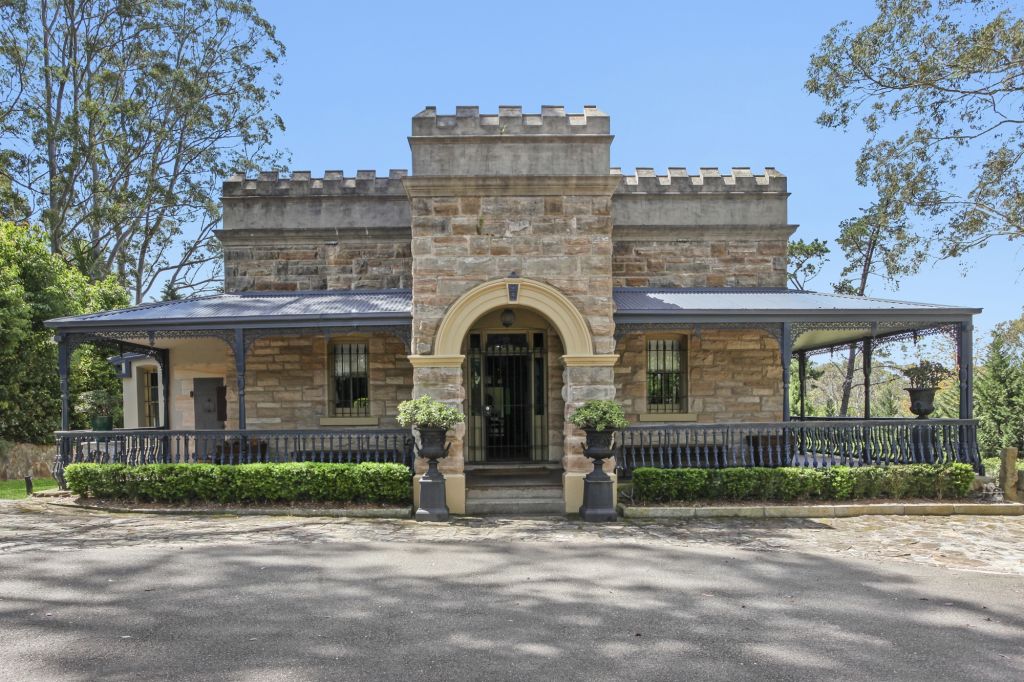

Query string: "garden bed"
[[627, 464, 977, 505], [47, 496, 411, 518], [64, 462, 412, 506]]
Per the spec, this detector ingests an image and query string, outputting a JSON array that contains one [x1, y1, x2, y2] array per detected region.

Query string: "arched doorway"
[[409, 277, 618, 513]]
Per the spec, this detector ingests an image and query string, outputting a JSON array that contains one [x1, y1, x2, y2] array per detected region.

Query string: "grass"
[[0, 477, 58, 500], [982, 456, 1024, 478]]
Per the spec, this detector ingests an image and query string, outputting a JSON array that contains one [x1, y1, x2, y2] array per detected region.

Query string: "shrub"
[[569, 400, 628, 431], [65, 462, 412, 505], [396, 396, 464, 430], [631, 463, 976, 504]]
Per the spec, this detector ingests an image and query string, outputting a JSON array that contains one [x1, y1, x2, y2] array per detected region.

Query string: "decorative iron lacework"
[[58, 324, 412, 355], [798, 322, 962, 358]]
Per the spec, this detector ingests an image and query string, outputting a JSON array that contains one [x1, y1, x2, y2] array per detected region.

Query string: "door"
[[193, 378, 226, 430], [467, 332, 547, 463]]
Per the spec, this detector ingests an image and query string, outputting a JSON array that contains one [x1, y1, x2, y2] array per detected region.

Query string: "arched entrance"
[[408, 277, 618, 513]]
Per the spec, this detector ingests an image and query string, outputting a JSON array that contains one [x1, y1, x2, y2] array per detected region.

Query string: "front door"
[[467, 332, 546, 463], [193, 378, 226, 430]]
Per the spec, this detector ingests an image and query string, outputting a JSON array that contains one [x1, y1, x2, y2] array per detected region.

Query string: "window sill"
[[319, 416, 379, 427], [637, 412, 698, 423]]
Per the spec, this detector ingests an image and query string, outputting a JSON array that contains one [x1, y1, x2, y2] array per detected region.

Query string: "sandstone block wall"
[[222, 237, 411, 292], [408, 188, 618, 356], [615, 329, 783, 423], [224, 332, 412, 429], [613, 233, 788, 288]]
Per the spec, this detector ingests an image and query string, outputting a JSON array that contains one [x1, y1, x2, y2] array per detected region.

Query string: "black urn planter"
[[414, 426, 450, 522], [90, 415, 113, 431], [579, 428, 618, 522], [906, 387, 937, 419]]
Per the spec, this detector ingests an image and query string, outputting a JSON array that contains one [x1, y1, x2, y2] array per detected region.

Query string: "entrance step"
[[465, 477, 565, 515]]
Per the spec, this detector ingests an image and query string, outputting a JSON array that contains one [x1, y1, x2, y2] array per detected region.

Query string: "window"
[[333, 343, 369, 416], [646, 337, 687, 413], [140, 368, 160, 427]]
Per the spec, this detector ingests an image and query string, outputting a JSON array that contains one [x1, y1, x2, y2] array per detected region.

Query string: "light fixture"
[[500, 309, 516, 328]]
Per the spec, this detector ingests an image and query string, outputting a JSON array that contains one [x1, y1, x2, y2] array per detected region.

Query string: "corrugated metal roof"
[[613, 288, 980, 316], [47, 289, 412, 329]]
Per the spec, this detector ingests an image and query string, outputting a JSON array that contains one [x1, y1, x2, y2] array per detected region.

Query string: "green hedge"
[[64, 462, 412, 505], [631, 464, 976, 504]]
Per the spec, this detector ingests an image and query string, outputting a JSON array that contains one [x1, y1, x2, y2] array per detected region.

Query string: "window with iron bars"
[[333, 342, 369, 416], [646, 337, 687, 413]]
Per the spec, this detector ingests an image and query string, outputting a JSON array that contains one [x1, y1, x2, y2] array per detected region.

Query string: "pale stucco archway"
[[408, 277, 618, 515], [427, 277, 595, 361]]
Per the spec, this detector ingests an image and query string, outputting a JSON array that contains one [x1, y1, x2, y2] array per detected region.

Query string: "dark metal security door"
[[467, 332, 547, 463]]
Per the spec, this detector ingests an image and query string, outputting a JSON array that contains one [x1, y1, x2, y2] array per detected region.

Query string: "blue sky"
[[255, 0, 1022, 342]]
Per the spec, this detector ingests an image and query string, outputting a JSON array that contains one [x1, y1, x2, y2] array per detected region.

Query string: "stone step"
[[466, 485, 563, 500], [464, 498, 566, 515]]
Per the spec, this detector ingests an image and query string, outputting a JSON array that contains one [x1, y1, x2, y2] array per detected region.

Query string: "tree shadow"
[[0, 516, 1022, 680]]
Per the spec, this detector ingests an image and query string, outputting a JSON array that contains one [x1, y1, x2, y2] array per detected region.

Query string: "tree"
[[974, 332, 1024, 454], [832, 203, 924, 415], [807, 0, 1024, 263], [0, 221, 127, 442], [0, 0, 286, 302], [788, 238, 830, 290]]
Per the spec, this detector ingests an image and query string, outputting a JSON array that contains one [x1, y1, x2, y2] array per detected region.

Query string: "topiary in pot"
[[569, 400, 629, 522], [74, 389, 120, 431], [396, 396, 465, 522], [901, 361, 952, 419], [569, 399, 629, 453]]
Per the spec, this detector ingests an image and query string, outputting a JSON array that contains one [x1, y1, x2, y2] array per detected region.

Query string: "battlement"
[[222, 170, 409, 197], [411, 105, 611, 137], [613, 167, 786, 194]]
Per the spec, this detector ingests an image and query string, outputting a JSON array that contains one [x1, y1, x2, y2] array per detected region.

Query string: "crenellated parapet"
[[411, 105, 610, 137], [222, 170, 410, 197], [409, 106, 612, 176], [613, 167, 786, 194]]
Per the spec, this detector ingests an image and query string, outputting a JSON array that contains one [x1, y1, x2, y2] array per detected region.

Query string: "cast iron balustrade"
[[53, 429, 416, 481], [616, 419, 981, 478]]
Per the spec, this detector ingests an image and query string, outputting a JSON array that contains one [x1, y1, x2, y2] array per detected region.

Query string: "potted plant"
[[569, 400, 628, 522], [570, 399, 629, 453], [901, 360, 952, 419], [397, 396, 465, 522], [74, 389, 119, 431]]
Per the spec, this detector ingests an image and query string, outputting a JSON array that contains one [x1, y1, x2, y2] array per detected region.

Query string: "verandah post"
[[234, 329, 247, 461], [56, 334, 71, 488], [958, 319, 973, 420], [863, 337, 872, 419], [781, 323, 791, 422]]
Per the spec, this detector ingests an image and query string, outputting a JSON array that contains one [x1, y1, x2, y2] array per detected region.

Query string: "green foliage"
[[396, 396, 464, 430], [982, 456, 1024, 477], [73, 389, 120, 420], [632, 464, 976, 504], [569, 400, 629, 431], [0, 0, 286, 301], [0, 477, 58, 500], [975, 333, 1024, 456], [901, 360, 952, 389], [64, 462, 413, 505], [807, 0, 1024, 262], [0, 222, 128, 442], [787, 238, 830, 290]]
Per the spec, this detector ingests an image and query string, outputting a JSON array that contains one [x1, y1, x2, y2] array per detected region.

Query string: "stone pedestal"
[[1001, 447, 1020, 503], [415, 462, 449, 522]]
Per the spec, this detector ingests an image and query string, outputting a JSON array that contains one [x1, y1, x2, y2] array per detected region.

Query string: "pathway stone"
[[2, 499, 1022, 575]]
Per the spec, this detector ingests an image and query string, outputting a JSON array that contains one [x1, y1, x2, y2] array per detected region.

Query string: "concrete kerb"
[[620, 502, 1024, 520], [46, 499, 413, 519]]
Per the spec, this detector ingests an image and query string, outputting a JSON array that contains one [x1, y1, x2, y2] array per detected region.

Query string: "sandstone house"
[[48, 106, 981, 514]]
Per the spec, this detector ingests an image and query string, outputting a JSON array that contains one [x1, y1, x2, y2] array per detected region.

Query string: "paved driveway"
[[1, 501, 1022, 681]]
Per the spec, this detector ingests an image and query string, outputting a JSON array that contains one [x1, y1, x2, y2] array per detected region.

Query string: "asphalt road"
[[1, 509, 1022, 681]]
